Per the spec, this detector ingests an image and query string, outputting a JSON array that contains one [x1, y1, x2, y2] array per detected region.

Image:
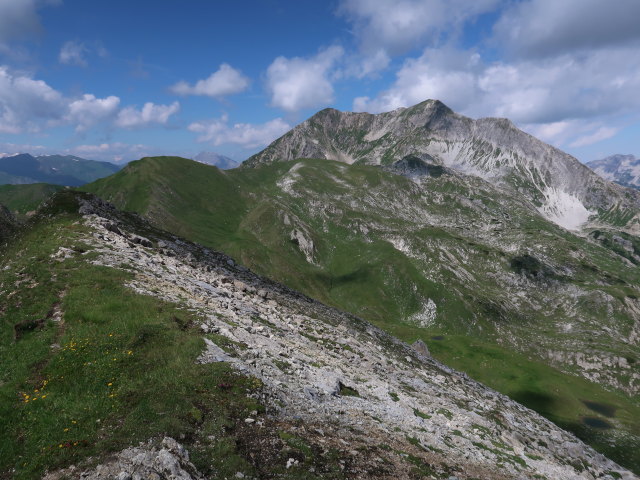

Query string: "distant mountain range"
[[0, 153, 121, 186], [192, 151, 239, 169], [588, 154, 640, 189]]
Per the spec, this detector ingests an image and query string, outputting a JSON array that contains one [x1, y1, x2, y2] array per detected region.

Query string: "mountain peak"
[[245, 100, 639, 232]]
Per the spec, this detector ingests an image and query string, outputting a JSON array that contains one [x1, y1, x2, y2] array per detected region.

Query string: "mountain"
[[193, 151, 239, 169], [0, 190, 635, 479], [247, 100, 640, 233], [0, 153, 121, 186], [84, 155, 640, 472], [588, 154, 640, 189]]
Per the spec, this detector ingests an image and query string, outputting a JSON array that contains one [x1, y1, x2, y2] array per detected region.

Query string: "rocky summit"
[[6, 192, 634, 479]]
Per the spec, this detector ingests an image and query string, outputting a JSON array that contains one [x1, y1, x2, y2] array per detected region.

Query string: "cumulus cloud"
[[339, 0, 498, 54], [170, 64, 249, 98], [353, 48, 481, 114], [59, 40, 88, 66], [67, 94, 120, 132], [266, 46, 344, 112], [337, 0, 499, 75], [115, 101, 180, 129], [188, 115, 290, 149], [493, 0, 640, 58], [0, 66, 66, 133], [0, 66, 182, 134]]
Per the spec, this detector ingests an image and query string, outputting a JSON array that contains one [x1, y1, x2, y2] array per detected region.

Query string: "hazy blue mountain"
[[193, 151, 239, 169], [0, 153, 121, 186], [588, 154, 640, 189]]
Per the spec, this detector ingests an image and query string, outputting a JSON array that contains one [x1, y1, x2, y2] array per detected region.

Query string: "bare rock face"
[[245, 100, 640, 233], [44, 437, 203, 480]]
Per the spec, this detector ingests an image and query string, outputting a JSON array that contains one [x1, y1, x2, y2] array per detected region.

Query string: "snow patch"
[[538, 188, 594, 231]]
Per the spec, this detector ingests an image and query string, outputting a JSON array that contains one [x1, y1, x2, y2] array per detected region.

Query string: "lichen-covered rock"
[[44, 437, 203, 480]]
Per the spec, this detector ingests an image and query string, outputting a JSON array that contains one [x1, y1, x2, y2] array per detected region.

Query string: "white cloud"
[[170, 64, 249, 98], [115, 102, 180, 129], [569, 127, 619, 148], [0, 65, 65, 133], [69, 142, 152, 163], [353, 48, 481, 114], [67, 94, 120, 132], [355, 45, 640, 123], [59, 40, 88, 66], [493, 0, 640, 58], [266, 46, 344, 112], [339, 0, 497, 53], [0, 66, 183, 134], [188, 115, 290, 149], [0, 142, 46, 156]]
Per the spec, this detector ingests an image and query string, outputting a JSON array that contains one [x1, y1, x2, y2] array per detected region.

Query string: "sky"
[[0, 0, 639, 164]]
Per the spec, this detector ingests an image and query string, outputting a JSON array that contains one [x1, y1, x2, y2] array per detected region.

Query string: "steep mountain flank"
[[85, 156, 640, 471], [588, 154, 640, 189], [246, 100, 640, 232], [1, 191, 634, 479]]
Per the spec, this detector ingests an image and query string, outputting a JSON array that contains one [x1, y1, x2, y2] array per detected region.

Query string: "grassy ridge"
[[0, 197, 266, 479]]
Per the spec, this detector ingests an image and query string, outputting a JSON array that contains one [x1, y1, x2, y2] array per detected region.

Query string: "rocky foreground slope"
[[84, 156, 640, 471], [246, 100, 639, 233], [16, 192, 630, 480]]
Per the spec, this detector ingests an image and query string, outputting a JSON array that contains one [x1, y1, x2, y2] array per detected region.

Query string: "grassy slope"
[[84, 157, 640, 472], [0, 194, 282, 479], [0, 183, 65, 217]]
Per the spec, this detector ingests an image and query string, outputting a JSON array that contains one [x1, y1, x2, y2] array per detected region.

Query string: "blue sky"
[[0, 0, 639, 163]]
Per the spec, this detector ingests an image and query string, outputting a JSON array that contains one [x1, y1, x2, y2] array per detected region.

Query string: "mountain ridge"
[[246, 99, 639, 233]]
